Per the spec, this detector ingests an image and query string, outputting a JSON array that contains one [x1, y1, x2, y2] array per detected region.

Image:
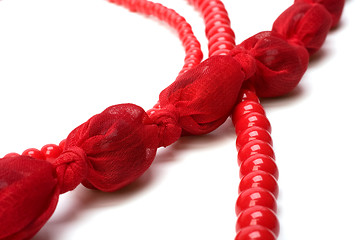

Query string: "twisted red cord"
[[187, 0, 236, 56], [109, 0, 203, 74]]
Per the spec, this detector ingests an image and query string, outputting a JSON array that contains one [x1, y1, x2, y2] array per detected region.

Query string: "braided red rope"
[[0, 0, 346, 239]]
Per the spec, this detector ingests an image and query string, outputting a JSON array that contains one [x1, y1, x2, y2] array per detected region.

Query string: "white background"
[[0, 0, 359, 239]]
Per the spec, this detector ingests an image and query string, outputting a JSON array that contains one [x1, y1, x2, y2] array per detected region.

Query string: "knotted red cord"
[[0, 0, 345, 239]]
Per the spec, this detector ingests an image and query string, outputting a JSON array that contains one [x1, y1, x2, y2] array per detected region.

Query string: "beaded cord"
[[0, 0, 358, 240]]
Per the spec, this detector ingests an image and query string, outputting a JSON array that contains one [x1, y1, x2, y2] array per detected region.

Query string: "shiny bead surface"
[[235, 113, 271, 135], [22, 148, 46, 160], [59, 139, 66, 150], [238, 88, 259, 103], [232, 101, 266, 125], [239, 171, 279, 198], [236, 127, 272, 151], [236, 187, 277, 215], [3, 152, 20, 158], [240, 154, 278, 180], [41, 144, 63, 160], [236, 206, 280, 236], [235, 225, 276, 240], [238, 140, 275, 164]]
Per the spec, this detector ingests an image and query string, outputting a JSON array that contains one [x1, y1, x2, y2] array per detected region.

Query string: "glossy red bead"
[[232, 101, 266, 125], [59, 139, 66, 151], [235, 225, 276, 240], [41, 144, 63, 160], [240, 154, 278, 180], [22, 148, 46, 160], [237, 140, 275, 164], [239, 171, 279, 198], [235, 187, 277, 215], [235, 113, 271, 135], [3, 152, 20, 158], [236, 206, 280, 237], [236, 127, 272, 151]]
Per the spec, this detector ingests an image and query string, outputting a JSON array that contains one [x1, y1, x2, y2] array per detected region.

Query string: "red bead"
[[22, 148, 46, 160], [232, 101, 265, 125], [59, 139, 66, 151], [239, 171, 279, 198], [235, 113, 271, 135], [240, 154, 279, 180], [41, 144, 63, 160], [236, 206, 280, 237], [235, 225, 276, 240], [235, 187, 277, 215], [3, 152, 20, 158], [236, 127, 272, 151], [237, 140, 275, 164], [238, 88, 259, 102]]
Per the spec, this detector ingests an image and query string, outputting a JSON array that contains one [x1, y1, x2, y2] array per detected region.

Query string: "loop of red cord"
[[0, 0, 345, 239]]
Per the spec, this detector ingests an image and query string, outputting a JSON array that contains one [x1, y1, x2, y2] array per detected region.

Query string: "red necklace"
[[0, 0, 346, 239]]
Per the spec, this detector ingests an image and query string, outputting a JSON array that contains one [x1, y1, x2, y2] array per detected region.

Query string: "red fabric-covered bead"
[[232, 101, 266, 125], [230, 31, 309, 98], [41, 144, 62, 160], [158, 55, 245, 135], [240, 154, 278, 180], [272, 2, 333, 55], [3, 152, 20, 158], [237, 140, 274, 164], [22, 148, 46, 160], [0, 156, 59, 240], [236, 127, 272, 151], [239, 170, 279, 198], [235, 113, 271, 135], [236, 206, 280, 236], [65, 104, 160, 192], [295, 0, 345, 27], [235, 225, 276, 240], [236, 187, 277, 215]]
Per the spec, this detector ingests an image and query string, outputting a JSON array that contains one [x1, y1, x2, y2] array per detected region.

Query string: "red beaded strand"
[[108, 0, 203, 74], [232, 89, 280, 239], [187, 0, 236, 56]]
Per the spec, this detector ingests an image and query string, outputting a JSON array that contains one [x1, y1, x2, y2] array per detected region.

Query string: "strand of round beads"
[[187, 0, 236, 56], [109, 0, 204, 74], [232, 88, 279, 239]]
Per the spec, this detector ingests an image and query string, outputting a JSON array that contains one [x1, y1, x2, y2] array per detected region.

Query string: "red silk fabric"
[[273, 2, 332, 55], [230, 31, 309, 98], [158, 55, 245, 135], [0, 1, 345, 239], [65, 104, 159, 192], [295, 0, 345, 27], [0, 157, 59, 240]]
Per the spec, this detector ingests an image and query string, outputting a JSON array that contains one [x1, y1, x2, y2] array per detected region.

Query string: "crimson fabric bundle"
[[0, 0, 345, 239]]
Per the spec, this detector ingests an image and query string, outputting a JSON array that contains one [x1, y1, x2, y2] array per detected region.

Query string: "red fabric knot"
[[158, 55, 245, 135], [230, 31, 309, 98], [64, 103, 159, 192], [51, 146, 88, 194], [229, 47, 257, 79], [147, 103, 182, 148], [272, 2, 333, 55]]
